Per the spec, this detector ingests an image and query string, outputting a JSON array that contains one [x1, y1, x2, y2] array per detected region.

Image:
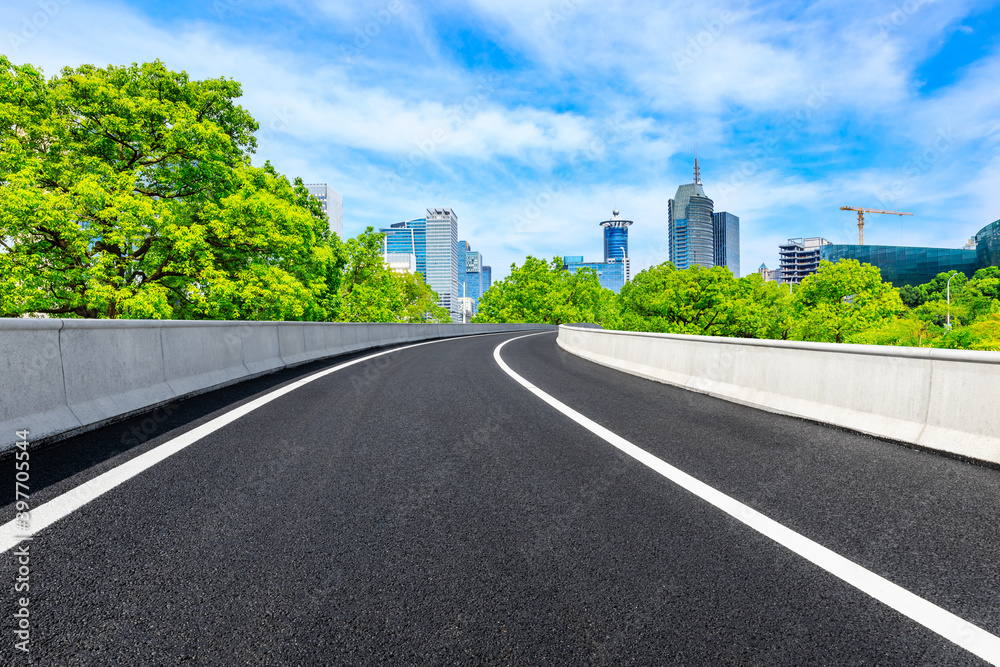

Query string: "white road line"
[[494, 334, 1000, 666], [0, 333, 514, 555]]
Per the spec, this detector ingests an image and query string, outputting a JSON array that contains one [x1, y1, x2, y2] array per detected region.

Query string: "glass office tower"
[[820, 244, 980, 286], [381, 218, 427, 276], [424, 208, 460, 321], [601, 209, 633, 283], [713, 211, 740, 277], [976, 219, 1000, 269], [669, 160, 715, 269]]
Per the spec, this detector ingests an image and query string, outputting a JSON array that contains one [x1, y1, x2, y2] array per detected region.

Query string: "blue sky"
[[4, 0, 1000, 280]]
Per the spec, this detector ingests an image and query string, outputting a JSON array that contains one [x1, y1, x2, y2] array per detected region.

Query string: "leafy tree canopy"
[[790, 259, 905, 343], [0, 57, 342, 320], [472, 256, 612, 325]]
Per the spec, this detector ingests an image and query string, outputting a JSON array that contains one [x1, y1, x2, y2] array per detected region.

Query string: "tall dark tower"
[[600, 209, 633, 281], [669, 158, 715, 269]]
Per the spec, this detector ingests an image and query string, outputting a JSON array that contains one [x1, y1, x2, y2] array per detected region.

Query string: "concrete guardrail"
[[557, 324, 1000, 466], [0, 319, 550, 452]]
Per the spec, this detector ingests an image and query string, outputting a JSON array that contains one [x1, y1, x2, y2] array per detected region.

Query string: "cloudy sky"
[[4, 0, 999, 279]]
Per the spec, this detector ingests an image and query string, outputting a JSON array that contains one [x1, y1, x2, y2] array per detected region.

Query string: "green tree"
[[607, 263, 740, 335], [334, 227, 450, 323], [398, 271, 451, 323], [790, 260, 905, 343], [472, 256, 612, 325], [0, 57, 342, 320], [897, 284, 925, 309]]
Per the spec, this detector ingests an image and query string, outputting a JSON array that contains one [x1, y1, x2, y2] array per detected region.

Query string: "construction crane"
[[840, 206, 914, 245]]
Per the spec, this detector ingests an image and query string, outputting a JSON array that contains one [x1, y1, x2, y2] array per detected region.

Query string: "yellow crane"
[[840, 206, 913, 245]]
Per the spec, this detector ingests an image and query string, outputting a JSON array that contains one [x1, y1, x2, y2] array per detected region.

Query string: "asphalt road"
[[2, 330, 999, 665]]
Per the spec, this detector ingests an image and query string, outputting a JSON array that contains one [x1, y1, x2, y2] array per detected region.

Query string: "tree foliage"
[[335, 228, 451, 323], [472, 256, 613, 325], [0, 57, 343, 320]]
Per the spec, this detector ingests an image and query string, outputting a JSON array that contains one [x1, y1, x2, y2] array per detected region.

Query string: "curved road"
[[2, 330, 999, 664]]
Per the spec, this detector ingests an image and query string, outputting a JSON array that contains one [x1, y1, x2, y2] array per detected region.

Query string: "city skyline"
[[5, 0, 998, 281]]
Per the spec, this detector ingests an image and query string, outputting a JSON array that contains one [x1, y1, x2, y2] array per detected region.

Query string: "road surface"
[[2, 330, 999, 664]]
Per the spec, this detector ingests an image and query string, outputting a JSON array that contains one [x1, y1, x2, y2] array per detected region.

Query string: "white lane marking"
[[0, 332, 523, 555], [494, 334, 1000, 665]]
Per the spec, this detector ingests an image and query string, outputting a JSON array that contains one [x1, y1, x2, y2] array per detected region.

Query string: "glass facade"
[[425, 208, 459, 321], [713, 211, 740, 277], [820, 244, 980, 287], [482, 266, 492, 293], [600, 210, 632, 282], [381, 218, 427, 276], [564, 259, 628, 293], [382, 210, 457, 320], [669, 183, 714, 269], [976, 219, 1000, 269], [458, 240, 485, 315]]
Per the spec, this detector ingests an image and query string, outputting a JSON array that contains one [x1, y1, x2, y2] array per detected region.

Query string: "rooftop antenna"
[[694, 145, 701, 185]]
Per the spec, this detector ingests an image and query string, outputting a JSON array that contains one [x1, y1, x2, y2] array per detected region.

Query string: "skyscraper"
[[561, 210, 634, 293], [669, 160, 715, 270], [424, 207, 460, 322], [381, 217, 426, 275], [601, 209, 633, 282], [713, 211, 740, 277], [458, 241, 484, 310], [381, 209, 459, 320], [305, 183, 344, 238]]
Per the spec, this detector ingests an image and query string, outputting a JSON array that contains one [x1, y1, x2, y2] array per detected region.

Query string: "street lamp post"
[[462, 282, 467, 324], [946, 272, 957, 330]]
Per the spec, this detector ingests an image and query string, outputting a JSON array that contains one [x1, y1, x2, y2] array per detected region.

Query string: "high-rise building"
[[669, 159, 715, 269], [976, 219, 1000, 269], [482, 266, 492, 292], [562, 210, 634, 293], [601, 209, 632, 282], [381, 217, 425, 275], [305, 183, 344, 238], [380, 209, 459, 320], [779, 237, 832, 284], [425, 207, 460, 322], [458, 240, 486, 316], [713, 212, 740, 277]]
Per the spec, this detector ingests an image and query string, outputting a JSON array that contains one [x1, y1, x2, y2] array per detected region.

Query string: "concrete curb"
[[0, 320, 552, 452], [557, 325, 1000, 465]]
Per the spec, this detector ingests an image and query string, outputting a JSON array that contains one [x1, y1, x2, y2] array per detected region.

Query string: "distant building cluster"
[[773, 219, 1000, 287], [562, 209, 633, 293], [380, 208, 490, 323], [668, 159, 741, 277]]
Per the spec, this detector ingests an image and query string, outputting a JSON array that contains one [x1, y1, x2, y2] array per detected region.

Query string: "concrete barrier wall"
[[557, 325, 1000, 465], [0, 320, 549, 452]]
